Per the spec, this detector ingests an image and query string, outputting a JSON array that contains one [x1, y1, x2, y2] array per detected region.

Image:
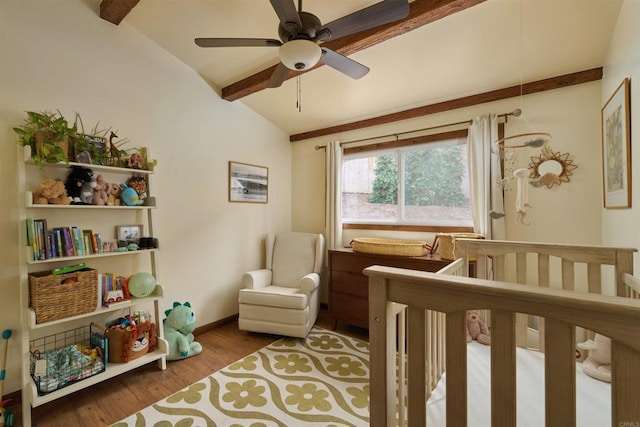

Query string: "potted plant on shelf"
[[13, 110, 80, 168]]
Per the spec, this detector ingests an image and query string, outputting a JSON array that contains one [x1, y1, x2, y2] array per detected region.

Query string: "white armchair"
[[238, 232, 325, 338]]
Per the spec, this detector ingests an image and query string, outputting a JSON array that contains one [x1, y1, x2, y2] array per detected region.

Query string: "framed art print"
[[229, 161, 268, 203], [116, 224, 143, 243], [601, 78, 631, 208]]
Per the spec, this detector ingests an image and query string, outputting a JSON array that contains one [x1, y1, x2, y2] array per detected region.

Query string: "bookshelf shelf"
[[26, 247, 158, 265], [29, 347, 168, 407], [28, 286, 164, 329], [23, 145, 154, 175], [18, 144, 166, 426], [24, 191, 156, 209]]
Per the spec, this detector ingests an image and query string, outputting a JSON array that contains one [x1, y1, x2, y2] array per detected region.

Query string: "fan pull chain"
[[296, 74, 302, 112]]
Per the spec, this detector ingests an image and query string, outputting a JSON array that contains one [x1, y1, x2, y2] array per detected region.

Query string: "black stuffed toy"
[[65, 166, 95, 204]]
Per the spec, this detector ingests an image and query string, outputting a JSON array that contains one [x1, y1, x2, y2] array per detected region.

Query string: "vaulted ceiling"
[[100, 0, 623, 140]]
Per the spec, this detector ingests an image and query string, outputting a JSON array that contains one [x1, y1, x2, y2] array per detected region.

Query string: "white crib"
[[366, 240, 640, 426]]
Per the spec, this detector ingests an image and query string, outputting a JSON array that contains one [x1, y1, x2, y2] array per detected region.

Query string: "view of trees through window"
[[342, 138, 473, 226]]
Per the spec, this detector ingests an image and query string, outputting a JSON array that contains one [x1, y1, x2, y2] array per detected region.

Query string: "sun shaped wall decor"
[[528, 145, 577, 189]]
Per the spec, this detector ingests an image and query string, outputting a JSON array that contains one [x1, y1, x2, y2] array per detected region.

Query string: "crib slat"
[[545, 318, 576, 426], [407, 306, 426, 427], [494, 255, 505, 281], [477, 254, 489, 279], [562, 259, 575, 290], [616, 251, 634, 297], [446, 311, 467, 427], [538, 254, 550, 287], [587, 262, 601, 294], [537, 254, 549, 351], [516, 252, 526, 283], [491, 311, 516, 427], [612, 341, 640, 425]]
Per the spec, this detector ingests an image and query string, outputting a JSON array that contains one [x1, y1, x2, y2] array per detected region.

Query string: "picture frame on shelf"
[[229, 161, 268, 203], [116, 224, 143, 243], [601, 78, 631, 208]]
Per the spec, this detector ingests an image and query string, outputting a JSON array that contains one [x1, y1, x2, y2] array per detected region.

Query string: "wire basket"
[[29, 324, 107, 395]]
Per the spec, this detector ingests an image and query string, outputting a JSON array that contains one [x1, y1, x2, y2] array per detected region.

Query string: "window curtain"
[[325, 141, 343, 251], [468, 114, 505, 240]]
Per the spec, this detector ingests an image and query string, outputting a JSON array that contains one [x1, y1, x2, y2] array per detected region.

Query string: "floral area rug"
[[112, 327, 370, 426]]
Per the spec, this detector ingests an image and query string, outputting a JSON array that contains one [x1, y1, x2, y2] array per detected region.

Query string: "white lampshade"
[[279, 39, 322, 71]]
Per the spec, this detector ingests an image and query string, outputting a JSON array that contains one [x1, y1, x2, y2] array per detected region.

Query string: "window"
[[341, 132, 473, 228]]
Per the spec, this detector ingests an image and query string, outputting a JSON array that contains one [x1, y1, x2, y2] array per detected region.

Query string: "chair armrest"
[[299, 272, 320, 295], [242, 269, 272, 289]]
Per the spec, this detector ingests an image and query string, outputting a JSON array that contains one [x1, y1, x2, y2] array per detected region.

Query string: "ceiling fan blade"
[[195, 38, 281, 48], [269, 0, 302, 32], [319, 48, 369, 79], [267, 62, 291, 88], [315, 0, 409, 42]]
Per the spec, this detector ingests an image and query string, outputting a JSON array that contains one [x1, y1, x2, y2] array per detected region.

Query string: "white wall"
[[293, 83, 604, 247], [601, 0, 640, 271], [0, 0, 291, 394]]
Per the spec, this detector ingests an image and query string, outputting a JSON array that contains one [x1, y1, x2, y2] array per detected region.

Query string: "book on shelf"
[[25, 219, 107, 261]]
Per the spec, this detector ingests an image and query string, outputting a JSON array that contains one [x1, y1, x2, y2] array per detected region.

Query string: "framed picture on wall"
[[601, 78, 631, 209], [229, 161, 268, 203]]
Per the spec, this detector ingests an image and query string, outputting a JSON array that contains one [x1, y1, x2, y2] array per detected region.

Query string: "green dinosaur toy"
[[163, 302, 202, 361]]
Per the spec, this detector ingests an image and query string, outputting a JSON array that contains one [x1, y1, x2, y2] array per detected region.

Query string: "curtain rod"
[[314, 109, 522, 150]]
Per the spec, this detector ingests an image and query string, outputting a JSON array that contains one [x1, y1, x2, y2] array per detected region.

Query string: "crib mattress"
[[426, 341, 611, 427]]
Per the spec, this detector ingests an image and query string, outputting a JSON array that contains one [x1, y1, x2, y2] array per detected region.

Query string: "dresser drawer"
[[331, 271, 368, 298], [328, 249, 463, 329], [330, 294, 368, 326]]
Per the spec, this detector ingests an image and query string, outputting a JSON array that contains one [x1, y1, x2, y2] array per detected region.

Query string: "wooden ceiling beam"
[[100, 0, 141, 25], [221, 0, 485, 102], [289, 67, 603, 142]]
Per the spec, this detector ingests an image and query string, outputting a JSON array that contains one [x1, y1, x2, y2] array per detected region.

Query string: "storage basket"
[[29, 324, 107, 395], [104, 320, 156, 363], [29, 268, 98, 324], [435, 233, 484, 260], [351, 238, 430, 257]]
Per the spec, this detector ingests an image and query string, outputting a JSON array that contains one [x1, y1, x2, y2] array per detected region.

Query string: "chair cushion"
[[271, 232, 318, 288], [239, 305, 309, 327], [238, 286, 308, 310]]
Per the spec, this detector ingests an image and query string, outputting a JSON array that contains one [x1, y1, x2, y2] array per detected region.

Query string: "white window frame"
[[342, 137, 472, 228]]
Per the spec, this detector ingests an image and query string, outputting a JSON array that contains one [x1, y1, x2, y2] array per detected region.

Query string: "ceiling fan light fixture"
[[279, 39, 321, 71]]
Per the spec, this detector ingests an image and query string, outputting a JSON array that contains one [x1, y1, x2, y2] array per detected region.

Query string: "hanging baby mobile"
[[490, 132, 576, 225], [529, 145, 577, 189]]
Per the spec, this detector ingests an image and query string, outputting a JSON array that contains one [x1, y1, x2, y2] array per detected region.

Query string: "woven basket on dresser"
[[351, 238, 430, 257], [29, 268, 98, 324]]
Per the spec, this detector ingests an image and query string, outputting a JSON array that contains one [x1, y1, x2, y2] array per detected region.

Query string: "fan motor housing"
[[278, 11, 321, 42]]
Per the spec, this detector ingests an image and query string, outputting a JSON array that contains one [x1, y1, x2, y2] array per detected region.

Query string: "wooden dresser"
[[328, 248, 465, 329]]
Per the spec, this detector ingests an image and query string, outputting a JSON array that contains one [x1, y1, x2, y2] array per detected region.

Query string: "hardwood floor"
[[23, 310, 368, 426]]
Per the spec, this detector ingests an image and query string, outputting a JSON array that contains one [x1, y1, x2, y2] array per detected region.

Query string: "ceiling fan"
[[194, 0, 410, 88]]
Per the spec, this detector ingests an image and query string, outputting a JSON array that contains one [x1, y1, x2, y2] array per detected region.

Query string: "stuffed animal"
[[92, 174, 109, 206], [128, 152, 143, 169], [108, 183, 121, 206], [64, 166, 94, 204], [164, 301, 202, 361], [76, 150, 92, 164], [577, 333, 611, 382], [80, 174, 96, 205], [33, 179, 70, 205], [466, 310, 491, 345], [127, 175, 147, 199], [120, 183, 144, 206]]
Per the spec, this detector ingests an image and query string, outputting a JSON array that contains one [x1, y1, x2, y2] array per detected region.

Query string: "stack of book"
[[26, 218, 103, 261]]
